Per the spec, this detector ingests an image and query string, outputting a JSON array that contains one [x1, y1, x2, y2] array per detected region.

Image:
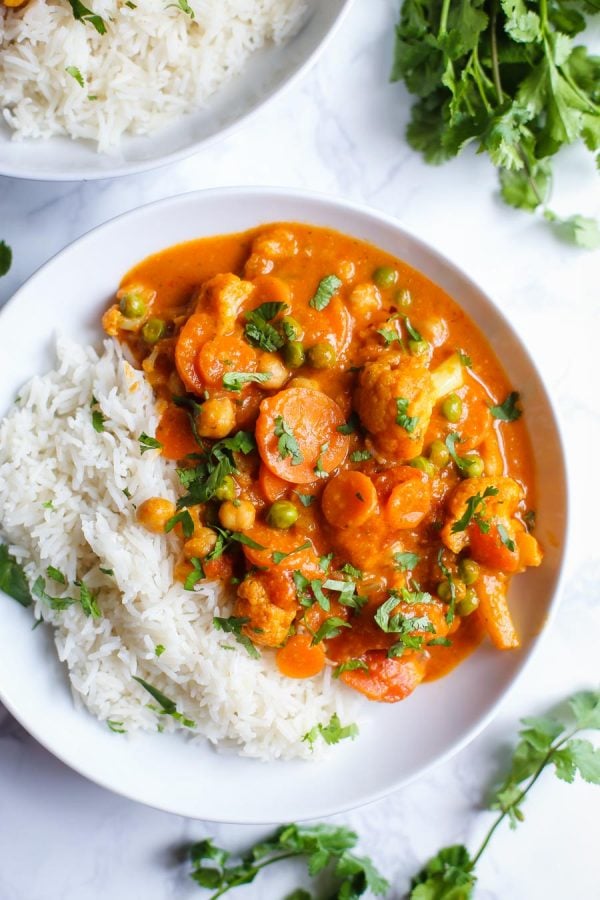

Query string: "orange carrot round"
[[385, 470, 431, 529], [241, 521, 319, 571], [255, 387, 349, 484], [174, 312, 214, 395], [276, 633, 326, 678], [259, 464, 289, 503], [198, 333, 258, 387], [321, 470, 377, 528]]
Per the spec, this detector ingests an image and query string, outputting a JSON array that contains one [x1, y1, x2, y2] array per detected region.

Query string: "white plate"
[[0, 0, 352, 181], [0, 187, 568, 822]]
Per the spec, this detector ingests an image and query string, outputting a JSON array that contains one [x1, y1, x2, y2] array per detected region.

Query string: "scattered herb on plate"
[[0, 241, 12, 277]]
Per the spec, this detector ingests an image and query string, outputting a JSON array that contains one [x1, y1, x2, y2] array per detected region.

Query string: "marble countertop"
[[0, 0, 599, 897]]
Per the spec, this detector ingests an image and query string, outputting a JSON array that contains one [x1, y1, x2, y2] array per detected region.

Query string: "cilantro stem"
[[209, 852, 300, 899], [470, 727, 577, 867], [490, 1, 503, 103], [438, 0, 451, 36]]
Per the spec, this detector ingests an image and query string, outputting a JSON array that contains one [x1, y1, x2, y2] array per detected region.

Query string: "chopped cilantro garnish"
[[165, 509, 194, 539], [313, 442, 329, 478], [333, 658, 369, 678], [138, 432, 162, 454], [310, 616, 351, 645], [274, 415, 304, 465], [393, 551, 420, 571], [155, 644, 166, 657], [46, 566, 66, 585], [65, 65, 85, 87], [66, 0, 106, 34], [395, 397, 418, 433], [403, 316, 422, 341], [451, 486, 499, 534], [213, 616, 261, 659], [319, 552, 333, 572], [308, 275, 342, 311], [272, 540, 312, 564], [243, 302, 287, 352], [490, 391, 522, 422], [303, 712, 358, 747], [337, 412, 360, 435], [296, 492, 315, 507], [350, 449, 372, 463], [184, 557, 205, 590], [0, 241, 12, 278], [107, 719, 126, 733], [497, 523, 516, 552], [133, 676, 196, 728], [0, 545, 32, 607], [222, 371, 271, 392]]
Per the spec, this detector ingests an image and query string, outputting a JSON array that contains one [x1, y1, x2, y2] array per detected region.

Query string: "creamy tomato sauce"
[[103, 223, 542, 703]]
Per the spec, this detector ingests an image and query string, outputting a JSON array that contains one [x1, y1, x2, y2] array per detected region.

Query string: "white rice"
[[0, 337, 356, 760], [0, 0, 308, 152]]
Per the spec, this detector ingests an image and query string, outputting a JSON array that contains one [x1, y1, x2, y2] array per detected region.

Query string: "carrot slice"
[[198, 333, 258, 387], [341, 650, 426, 702], [255, 387, 349, 484], [252, 275, 292, 306], [385, 470, 431, 530], [241, 521, 320, 571], [259, 464, 289, 503], [174, 313, 214, 395], [294, 296, 352, 355], [476, 571, 519, 649], [276, 633, 326, 678], [322, 470, 378, 528], [469, 523, 519, 572], [156, 405, 199, 460]]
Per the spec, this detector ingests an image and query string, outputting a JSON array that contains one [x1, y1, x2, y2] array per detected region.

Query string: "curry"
[[103, 223, 542, 703]]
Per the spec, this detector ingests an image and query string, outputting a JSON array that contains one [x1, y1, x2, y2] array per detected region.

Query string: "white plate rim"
[[0, 186, 570, 822], [0, 0, 355, 182]]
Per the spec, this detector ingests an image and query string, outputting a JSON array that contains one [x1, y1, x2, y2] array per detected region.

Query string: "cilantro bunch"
[[391, 0, 600, 247]]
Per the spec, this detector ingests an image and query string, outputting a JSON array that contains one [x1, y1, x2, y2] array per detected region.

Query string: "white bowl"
[[0, 0, 352, 181], [0, 187, 568, 822]]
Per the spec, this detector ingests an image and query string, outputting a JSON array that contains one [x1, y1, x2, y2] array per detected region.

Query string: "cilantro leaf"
[[450, 485, 499, 533], [213, 616, 261, 659], [490, 391, 522, 421], [303, 713, 359, 747], [76, 580, 101, 618], [66, 0, 106, 33], [272, 541, 312, 564], [184, 557, 205, 590], [333, 658, 369, 678], [32, 576, 74, 612], [244, 303, 287, 352], [308, 275, 342, 311], [133, 676, 196, 728], [164, 509, 194, 539], [395, 397, 419, 433], [337, 412, 361, 435], [0, 545, 32, 607], [394, 551, 420, 571], [410, 844, 475, 899], [65, 65, 85, 87], [310, 616, 351, 645], [138, 432, 163, 454], [274, 415, 304, 466], [296, 493, 315, 507], [0, 241, 12, 278], [350, 449, 372, 462], [223, 371, 271, 392]]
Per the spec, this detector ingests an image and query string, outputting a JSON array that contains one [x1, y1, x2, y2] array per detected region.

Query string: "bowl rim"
[[0, 0, 355, 183], [0, 185, 570, 821]]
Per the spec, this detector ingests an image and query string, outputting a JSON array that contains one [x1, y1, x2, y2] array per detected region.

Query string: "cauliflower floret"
[[195, 273, 254, 335], [235, 572, 296, 648], [244, 228, 299, 279], [441, 475, 524, 554], [354, 353, 435, 460]]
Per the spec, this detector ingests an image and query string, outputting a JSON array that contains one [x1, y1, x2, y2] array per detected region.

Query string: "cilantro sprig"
[[274, 416, 304, 466], [244, 302, 287, 352], [409, 690, 600, 897], [490, 391, 523, 421], [188, 822, 388, 899], [0, 545, 32, 607], [133, 676, 196, 728], [176, 431, 255, 506], [391, 0, 600, 246]]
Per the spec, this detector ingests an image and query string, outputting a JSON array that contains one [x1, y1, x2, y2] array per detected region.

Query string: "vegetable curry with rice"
[[103, 223, 542, 703]]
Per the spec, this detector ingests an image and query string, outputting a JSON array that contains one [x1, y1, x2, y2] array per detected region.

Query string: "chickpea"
[[258, 353, 290, 390], [348, 283, 382, 320], [218, 499, 256, 532], [197, 397, 235, 439], [137, 497, 176, 533], [291, 376, 319, 391], [183, 528, 218, 559]]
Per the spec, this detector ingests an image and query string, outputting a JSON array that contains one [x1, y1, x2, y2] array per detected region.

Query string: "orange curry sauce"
[[104, 223, 542, 703]]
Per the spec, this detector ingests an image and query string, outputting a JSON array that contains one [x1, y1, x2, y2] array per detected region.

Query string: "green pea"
[[307, 342, 337, 369], [395, 288, 412, 309], [142, 317, 166, 344], [442, 393, 463, 423], [429, 439, 450, 468], [458, 558, 480, 585], [119, 292, 146, 319], [283, 340, 306, 369], [373, 266, 399, 290], [456, 589, 479, 616], [410, 456, 435, 478], [462, 455, 485, 478], [437, 579, 466, 603], [409, 339, 430, 357], [281, 315, 304, 341], [267, 500, 298, 530], [215, 475, 236, 502]]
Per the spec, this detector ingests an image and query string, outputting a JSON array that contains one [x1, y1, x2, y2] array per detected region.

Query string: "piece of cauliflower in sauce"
[[235, 570, 297, 648], [244, 228, 299, 279], [194, 273, 254, 335], [441, 475, 524, 554], [354, 353, 435, 460]]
